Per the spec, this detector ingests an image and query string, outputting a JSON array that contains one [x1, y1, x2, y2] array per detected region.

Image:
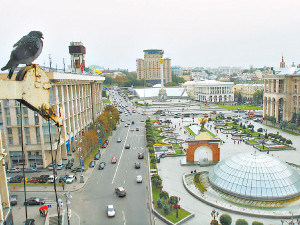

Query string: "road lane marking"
[[112, 128, 130, 184], [122, 210, 126, 225]]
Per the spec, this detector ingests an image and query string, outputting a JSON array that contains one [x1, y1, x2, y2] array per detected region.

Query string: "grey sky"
[[1, 0, 300, 71]]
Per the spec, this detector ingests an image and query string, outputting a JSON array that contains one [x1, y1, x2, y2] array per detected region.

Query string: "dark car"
[[10, 195, 18, 206], [89, 161, 96, 168], [23, 167, 38, 173], [24, 197, 45, 206], [65, 163, 73, 170], [115, 187, 126, 197], [98, 162, 106, 170], [10, 175, 23, 183], [37, 175, 49, 183], [138, 153, 144, 159], [131, 121, 135, 124], [94, 153, 101, 160], [135, 162, 140, 169], [72, 167, 85, 172], [59, 175, 68, 183], [136, 127, 139, 131], [24, 219, 35, 225]]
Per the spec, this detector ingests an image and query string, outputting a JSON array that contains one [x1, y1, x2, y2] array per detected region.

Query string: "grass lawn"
[[264, 124, 300, 136], [248, 140, 257, 144], [185, 126, 195, 136], [9, 183, 62, 186], [152, 185, 191, 223], [205, 128, 216, 138], [102, 98, 111, 104], [257, 145, 269, 150], [173, 144, 180, 148], [218, 105, 262, 110], [193, 174, 207, 193], [175, 150, 184, 154]]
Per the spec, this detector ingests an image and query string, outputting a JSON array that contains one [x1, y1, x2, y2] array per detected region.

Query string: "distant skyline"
[[1, 0, 300, 71]]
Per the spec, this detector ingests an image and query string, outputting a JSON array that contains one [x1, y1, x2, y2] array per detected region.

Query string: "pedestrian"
[[191, 171, 193, 174], [62, 181, 65, 190], [194, 169, 196, 173], [234, 140, 236, 144], [75, 175, 77, 182]]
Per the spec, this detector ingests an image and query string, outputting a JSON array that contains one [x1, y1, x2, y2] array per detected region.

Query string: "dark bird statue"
[[1, 31, 44, 79]]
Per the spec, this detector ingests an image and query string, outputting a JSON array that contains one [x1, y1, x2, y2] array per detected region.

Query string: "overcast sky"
[[1, 0, 300, 71]]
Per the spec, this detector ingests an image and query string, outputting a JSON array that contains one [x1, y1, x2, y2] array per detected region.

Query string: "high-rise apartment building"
[[0, 72, 104, 169], [136, 49, 172, 84]]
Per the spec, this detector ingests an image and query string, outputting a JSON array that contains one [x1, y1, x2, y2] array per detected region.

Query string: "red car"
[[111, 157, 117, 164], [101, 142, 107, 148]]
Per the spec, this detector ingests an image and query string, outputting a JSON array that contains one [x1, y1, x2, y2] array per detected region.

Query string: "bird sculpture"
[[1, 31, 44, 79]]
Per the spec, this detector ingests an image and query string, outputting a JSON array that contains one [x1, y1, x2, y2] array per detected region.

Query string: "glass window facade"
[[209, 152, 300, 201]]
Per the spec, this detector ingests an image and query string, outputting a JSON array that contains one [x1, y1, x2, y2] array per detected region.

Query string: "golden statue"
[[198, 117, 209, 131]]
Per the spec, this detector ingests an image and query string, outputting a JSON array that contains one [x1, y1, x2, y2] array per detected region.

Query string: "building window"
[[7, 128, 12, 135], [4, 100, 9, 107], [26, 136, 31, 144], [9, 151, 25, 166], [5, 108, 10, 115], [25, 127, 30, 134], [23, 107, 28, 115], [279, 80, 284, 93], [34, 113, 39, 125], [6, 117, 11, 126], [24, 116, 29, 125], [8, 137, 13, 145]]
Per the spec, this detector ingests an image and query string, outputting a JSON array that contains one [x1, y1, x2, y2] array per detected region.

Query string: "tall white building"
[[0, 72, 104, 168], [136, 49, 172, 84]]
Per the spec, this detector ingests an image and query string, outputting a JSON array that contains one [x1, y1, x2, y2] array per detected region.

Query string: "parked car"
[[23, 167, 38, 173], [125, 144, 130, 149], [111, 157, 117, 164], [28, 177, 38, 183], [24, 197, 45, 206], [7, 177, 12, 183], [115, 187, 126, 197], [65, 163, 73, 170], [94, 153, 101, 160], [37, 175, 49, 183], [65, 175, 76, 184], [48, 164, 54, 170], [98, 162, 106, 170], [47, 175, 57, 183], [71, 167, 85, 172], [101, 142, 107, 148], [107, 205, 116, 217], [135, 162, 140, 169], [56, 164, 63, 170], [10, 175, 23, 183], [136, 175, 143, 183], [138, 153, 144, 159], [89, 161, 96, 168], [7, 167, 21, 173], [10, 195, 18, 206], [21, 177, 31, 183], [59, 175, 68, 183]]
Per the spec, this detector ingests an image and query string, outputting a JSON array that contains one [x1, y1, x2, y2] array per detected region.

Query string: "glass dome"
[[209, 152, 300, 201]]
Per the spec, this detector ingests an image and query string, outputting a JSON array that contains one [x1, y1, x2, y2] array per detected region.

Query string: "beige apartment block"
[[234, 84, 264, 100], [136, 49, 172, 84], [263, 68, 300, 121], [0, 72, 104, 169]]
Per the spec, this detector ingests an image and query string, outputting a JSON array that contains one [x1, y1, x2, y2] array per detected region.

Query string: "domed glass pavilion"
[[209, 152, 300, 201]]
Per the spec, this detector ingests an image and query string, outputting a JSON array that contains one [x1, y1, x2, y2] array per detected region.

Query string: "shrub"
[[236, 219, 248, 225], [257, 128, 263, 132], [157, 198, 163, 208], [252, 222, 263, 225], [286, 139, 293, 145], [163, 204, 170, 214], [210, 220, 218, 225], [220, 214, 232, 225], [247, 125, 254, 129]]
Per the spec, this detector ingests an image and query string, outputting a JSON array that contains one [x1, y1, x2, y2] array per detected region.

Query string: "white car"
[[65, 175, 76, 184], [136, 175, 143, 183], [107, 205, 115, 217], [48, 175, 57, 183], [56, 163, 63, 170]]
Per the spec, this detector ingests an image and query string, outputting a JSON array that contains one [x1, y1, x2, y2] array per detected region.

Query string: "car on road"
[[125, 123, 128, 127], [136, 175, 143, 183], [24, 197, 45, 206], [98, 162, 106, 170], [135, 162, 140, 169], [89, 161, 96, 168], [59, 175, 68, 183], [138, 153, 144, 159], [115, 187, 126, 197], [111, 157, 117, 164], [136, 127, 139, 131], [10, 195, 18, 206], [117, 138, 122, 143], [48, 164, 54, 170], [23, 167, 38, 173], [125, 144, 130, 149], [71, 167, 86, 172], [47, 175, 57, 183], [94, 153, 101, 160], [65, 163, 73, 170], [56, 163, 63, 170], [7, 168, 21, 173], [107, 205, 116, 217], [65, 175, 76, 184]]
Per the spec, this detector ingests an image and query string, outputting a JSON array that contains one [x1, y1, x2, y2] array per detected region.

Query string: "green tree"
[[156, 198, 163, 208], [236, 219, 248, 225], [286, 139, 293, 145], [269, 116, 276, 125], [220, 214, 232, 225], [279, 120, 288, 130], [168, 196, 179, 207], [163, 204, 170, 214], [159, 191, 169, 203], [253, 90, 264, 105], [287, 123, 297, 131], [252, 222, 264, 225], [103, 76, 113, 85]]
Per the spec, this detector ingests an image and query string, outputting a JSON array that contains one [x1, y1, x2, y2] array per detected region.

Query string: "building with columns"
[[263, 66, 300, 122], [136, 49, 172, 84], [0, 72, 104, 169], [234, 84, 264, 100], [183, 80, 234, 103]]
